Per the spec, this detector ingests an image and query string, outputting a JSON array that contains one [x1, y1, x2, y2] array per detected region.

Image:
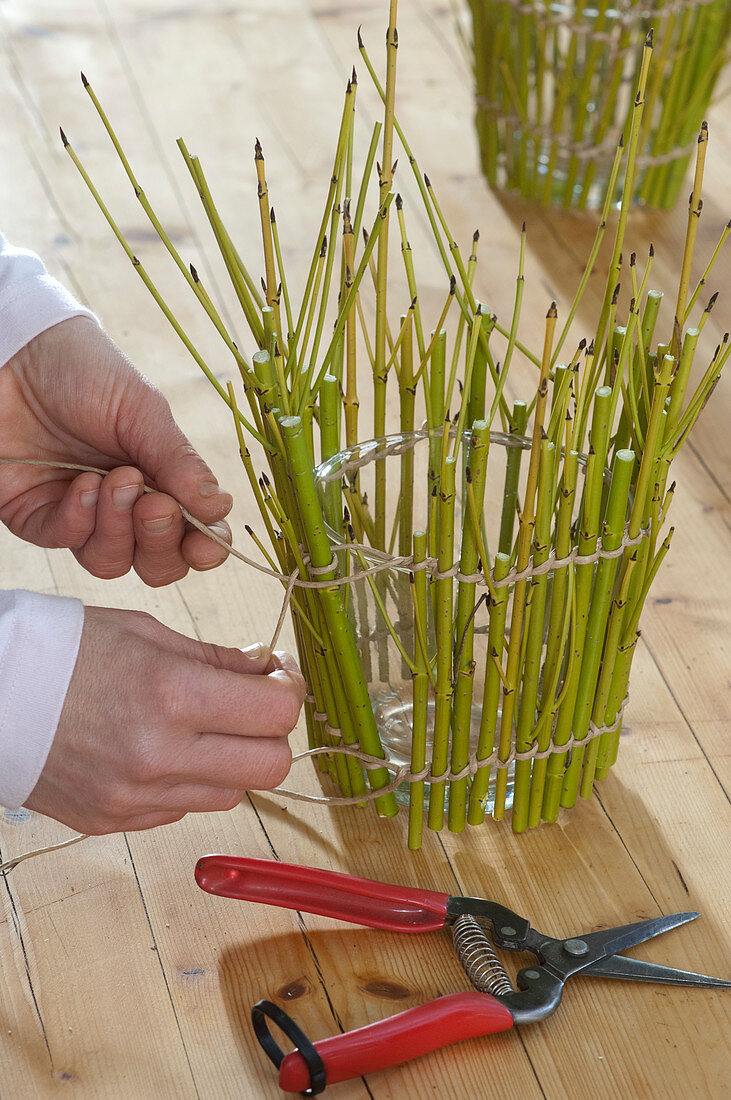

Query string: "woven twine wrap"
[[1, 449, 644, 810], [269, 430, 645, 806], [472, 0, 725, 175]]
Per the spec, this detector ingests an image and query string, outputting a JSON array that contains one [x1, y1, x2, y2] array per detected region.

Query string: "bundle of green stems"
[[465, 0, 730, 209], [65, 6, 729, 847]]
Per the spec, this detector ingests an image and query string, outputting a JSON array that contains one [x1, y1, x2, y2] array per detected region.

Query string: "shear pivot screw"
[[500, 926, 518, 938], [563, 938, 589, 957], [524, 970, 541, 981]]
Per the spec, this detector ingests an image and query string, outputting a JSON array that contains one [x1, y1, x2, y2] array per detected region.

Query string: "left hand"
[[0, 316, 233, 586]]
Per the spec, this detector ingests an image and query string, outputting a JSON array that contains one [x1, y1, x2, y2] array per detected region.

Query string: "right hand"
[[25, 606, 305, 834]]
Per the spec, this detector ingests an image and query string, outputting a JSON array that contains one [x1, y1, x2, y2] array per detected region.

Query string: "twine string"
[[475, 101, 699, 169], [0, 830, 89, 875], [0, 454, 642, 821], [273, 695, 629, 805], [0, 455, 657, 654], [263, 520, 653, 651]]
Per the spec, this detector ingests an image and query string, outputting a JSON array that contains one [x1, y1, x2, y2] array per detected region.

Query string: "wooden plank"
[[0, 0, 728, 1097], [0, 816, 199, 1097]]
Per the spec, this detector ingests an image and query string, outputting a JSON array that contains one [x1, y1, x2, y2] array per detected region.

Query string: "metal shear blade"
[[586, 953, 731, 987], [524, 910, 731, 988]]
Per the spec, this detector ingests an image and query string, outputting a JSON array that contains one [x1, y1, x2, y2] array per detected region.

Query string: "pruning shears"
[[195, 854, 730, 1095]]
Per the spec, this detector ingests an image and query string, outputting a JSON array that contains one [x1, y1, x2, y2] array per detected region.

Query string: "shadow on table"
[[244, 771, 727, 993], [217, 767, 730, 1097], [216, 919, 513, 1096], [490, 182, 727, 328]]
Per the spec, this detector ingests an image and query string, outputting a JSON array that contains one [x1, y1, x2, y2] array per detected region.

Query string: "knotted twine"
[[1, 455, 643, 797], [0, 452, 644, 871]]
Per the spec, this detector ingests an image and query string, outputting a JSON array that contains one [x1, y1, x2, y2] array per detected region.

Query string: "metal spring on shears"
[[452, 914, 514, 997]]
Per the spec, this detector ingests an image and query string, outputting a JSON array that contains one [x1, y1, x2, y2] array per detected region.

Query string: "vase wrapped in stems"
[[463, 0, 730, 209], [64, 3, 728, 847]]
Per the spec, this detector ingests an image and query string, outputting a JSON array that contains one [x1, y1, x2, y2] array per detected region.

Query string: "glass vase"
[[465, 0, 730, 209]]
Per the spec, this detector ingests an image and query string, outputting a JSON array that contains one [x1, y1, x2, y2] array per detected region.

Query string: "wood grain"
[[0, 2, 729, 1097]]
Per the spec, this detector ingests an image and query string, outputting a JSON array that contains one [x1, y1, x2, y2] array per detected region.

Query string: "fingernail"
[[113, 484, 141, 511], [242, 641, 268, 660], [142, 515, 174, 533], [198, 555, 227, 570], [80, 489, 99, 509], [198, 480, 225, 498]]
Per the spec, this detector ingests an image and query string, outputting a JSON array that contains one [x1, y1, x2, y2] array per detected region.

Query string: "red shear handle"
[[278, 992, 514, 1092], [195, 855, 450, 932]]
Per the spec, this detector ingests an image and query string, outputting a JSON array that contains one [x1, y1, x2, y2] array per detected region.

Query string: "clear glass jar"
[[315, 430, 522, 813]]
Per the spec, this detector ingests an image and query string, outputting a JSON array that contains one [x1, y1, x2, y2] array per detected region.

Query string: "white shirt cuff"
[[0, 236, 99, 366], [0, 591, 85, 810]]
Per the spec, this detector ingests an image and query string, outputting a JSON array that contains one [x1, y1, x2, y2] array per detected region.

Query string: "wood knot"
[[275, 977, 311, 1001], [358, 978, 412, 1000]]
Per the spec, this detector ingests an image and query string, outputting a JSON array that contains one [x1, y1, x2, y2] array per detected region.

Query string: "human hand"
[[25, 607, 306, 834], [0, 316, 233, 585]]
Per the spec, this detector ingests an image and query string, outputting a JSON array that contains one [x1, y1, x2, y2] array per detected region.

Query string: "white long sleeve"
[[0, 234, 98, 367], [0, 592, 84, 809], [0, 235, 96, 808]]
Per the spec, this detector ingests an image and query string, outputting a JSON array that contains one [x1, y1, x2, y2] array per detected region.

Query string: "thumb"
[[116, 382, 233, 524]]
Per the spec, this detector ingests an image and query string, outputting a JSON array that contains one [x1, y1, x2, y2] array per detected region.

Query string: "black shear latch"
[[251, 999, 327, 1096]]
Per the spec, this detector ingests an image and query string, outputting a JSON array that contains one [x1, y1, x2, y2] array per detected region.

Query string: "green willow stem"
[[254, 141, 282, 346], [542, 385, 612, 816], [497, 402, 528, 555], [494, 303, 557, 820], [448, 422, 490, 831], [372, 0, 399, 552], [409, 531, 430, 850], [428, 455, 456, 830], [396, 195, 427, 362], [511, 438, 555, 833], [180, 146, 265, 348], [451, 310, 484, 462], [319, 375, 342, 529], [468, 308, 492, 425], [62, 131, 272, 452], [537, 444, 578, 708], [281, 416, 397, 816], [398, 315, 416, 678], [353, 121, 383, 241], [561, 448, 635, 803], [428, 331, 447, 556], [467, 552, 511, 825], [270, 208, 294, 342]]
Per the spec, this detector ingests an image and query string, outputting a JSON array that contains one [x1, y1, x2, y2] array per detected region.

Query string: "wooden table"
[[1, 2, 729, 1096]]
